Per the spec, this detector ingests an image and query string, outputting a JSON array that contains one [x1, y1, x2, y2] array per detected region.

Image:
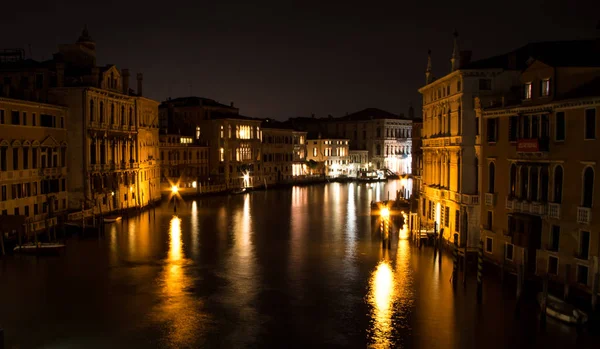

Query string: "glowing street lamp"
[[171, 185, 179, 213], [380, 207, 390, 220], [171, 185, 178, 194]]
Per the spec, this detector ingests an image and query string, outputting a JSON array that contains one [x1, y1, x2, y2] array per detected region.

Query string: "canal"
[[0, 181, 595, 348]]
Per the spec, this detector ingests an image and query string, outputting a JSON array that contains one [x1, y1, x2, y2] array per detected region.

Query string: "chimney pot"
[[230, 101, 234, 107], [136, 73, 143, 96]]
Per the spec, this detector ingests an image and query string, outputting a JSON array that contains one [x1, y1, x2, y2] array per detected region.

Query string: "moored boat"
[[231, 188, 247, 195], [13, 242, 66, 255], [537, 292, 588, 325], [104, 215, 122, 223]]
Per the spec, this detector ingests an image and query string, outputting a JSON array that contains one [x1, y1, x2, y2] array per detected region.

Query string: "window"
[[36, 73, 44, 89], [486, 118, 497, 142], [1, 185, 5, 201], [550, 225, 560, 251], [12, 111, 19, 125], [488, 162, 495, 193], [24, 205, 29, 217], [486, 211, 493, 230], [219, 148, 224, 162], [479, 79, 491, 90], [32, 113, 36, 126], [34, 203, 38, 215], [585, 109, 596, 139], [196, 126, 200, 139], [577, 265, 589, 285], [540, 167, 549, 201], [23, 148, 28, 169], [0, 109, 4, 124], [0, 148, 6, 171], [520, 166, 528, 199], [455, 209, 460, 233], [524, 82, 532, 99], [457, 80, 461, 92], [530, 166, 539, 201], [555, 112, 565, 141], [509, 164, 517, 197], [554, 165, 563, 203], [540, 78, 551, 97], [99, 102, 104, 123], [582, 167, 594, 208], [40, 114, 53, 127], [12, 148, 18, 170], [548, 256, 558, 275], [579, 230, 590, 260], [485, 237, 493, 253], [505, 243, 514, 261], [508, 116, 518, 142], [110, 104, 115, 124], [228, 125, 232, 138], [22, 112, 27, 125]]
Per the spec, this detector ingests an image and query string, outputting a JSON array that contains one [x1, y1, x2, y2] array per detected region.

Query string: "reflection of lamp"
[[380, 207, 390, 219], [192, 181, 197, 188]]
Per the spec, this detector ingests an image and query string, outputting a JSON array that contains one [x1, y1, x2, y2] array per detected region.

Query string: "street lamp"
[[171, 185, 178, 213]]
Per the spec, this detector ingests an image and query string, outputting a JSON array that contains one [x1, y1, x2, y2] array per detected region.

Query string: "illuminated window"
[[219, 148, 224, 162], [313, 147, 317, 157], [541, 78, 551, 97], [196, 126, 200, 139], [236, 125, 240, 138], [220, 125, 224, 138], [524, 82, 532, 99]]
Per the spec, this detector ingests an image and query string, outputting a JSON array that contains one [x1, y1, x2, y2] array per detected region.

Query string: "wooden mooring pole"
[[477, 239, 483, 303], [452, 233, 458, 289]]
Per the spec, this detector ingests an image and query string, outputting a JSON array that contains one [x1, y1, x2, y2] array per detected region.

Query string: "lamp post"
[[171, 185, 178, 213]]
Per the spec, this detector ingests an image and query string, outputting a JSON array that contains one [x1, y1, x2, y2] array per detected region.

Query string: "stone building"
[[159, 133, 209, 195], [478, 41, 600, 296], [305, 137, 350, 177], [349, 150, 369, 176], [411, 117, 423, 198], [0, 27, 161, 212], [418, 33, 525, 248], [0, 97, 69, 231], [261, 119, 307, 185], [158, 96, 238, 136]]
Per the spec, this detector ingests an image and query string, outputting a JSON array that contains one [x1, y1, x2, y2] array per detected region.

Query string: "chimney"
[[459, 51, 472, 68], [56, 63, 65, 87], [408, 103, 415, 119], [137, 73, 143, 96], [311, 113, 315, 119], [230, 101, 234, 107], [122, 69, 130, 95]]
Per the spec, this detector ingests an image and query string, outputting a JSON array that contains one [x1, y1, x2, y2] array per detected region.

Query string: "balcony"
[[462, 194, 479, 206], [485, 193, 496, 206], [505, 196, 514, 210], [577, 207, 591, 225], [516, 138, 549, 153], [530, 202, 547, 215], [548, 203, 561, 219]]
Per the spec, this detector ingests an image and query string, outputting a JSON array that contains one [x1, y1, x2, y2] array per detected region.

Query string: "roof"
[[558, 77, 600, 100], [261, 118, 294, 130], [159, 96, 234, 109], [209, 111, 260, 121], [339, 108, 409, 121], [462, 39, 600, 70]]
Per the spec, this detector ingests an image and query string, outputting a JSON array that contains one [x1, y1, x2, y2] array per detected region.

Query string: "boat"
[[231, 188, 247, 195], [13, 242, 66, 255], [537, 292, 588, 325], [103, 215, 122, 223]]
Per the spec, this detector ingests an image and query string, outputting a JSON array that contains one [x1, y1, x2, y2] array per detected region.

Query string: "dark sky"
[[2, 0, 600, 120]]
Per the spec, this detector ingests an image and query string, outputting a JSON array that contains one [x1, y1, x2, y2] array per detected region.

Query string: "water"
[[0, 181, 596, 348]]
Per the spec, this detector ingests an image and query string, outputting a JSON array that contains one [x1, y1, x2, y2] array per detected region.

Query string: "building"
[[0, 97, 69, 231], [261, 119, 307, 185], [349, 150, 369, 176], [478, 41, 600, 296], [418, 32, 527, 248], [159, 133, 209, 194], [158, 96, 239, 136], [411, 117, 424, 197], [0, 27, 161, 212], [305, 137, 350, 177], [326, 108, 413, 174], [198, 114, 263, 188]]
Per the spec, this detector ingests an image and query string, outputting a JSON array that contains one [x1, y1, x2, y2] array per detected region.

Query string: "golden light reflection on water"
[[398, 211, 409, 240], [369, 261, 396, 348], [155, 215, 206, 347]]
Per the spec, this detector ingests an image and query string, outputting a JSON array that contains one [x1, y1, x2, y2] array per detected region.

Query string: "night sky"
[[3, 0, 600, 120]]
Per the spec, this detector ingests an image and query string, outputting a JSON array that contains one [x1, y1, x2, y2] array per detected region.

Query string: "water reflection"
[[155, 215, 206, 347], [369, 261, 396, 348]]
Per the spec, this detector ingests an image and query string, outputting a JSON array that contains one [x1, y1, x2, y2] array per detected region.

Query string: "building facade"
[[159, 134, 209, 194], [0, 97, 69, 231], [479, 56, 600, 296], [305, 138, 350, 177], [411, 117, 424, 197], [418, 34, 523, 248], [0, 27, 161, 212], [261, 119, 307, 185], [349, 150, 369, 176]]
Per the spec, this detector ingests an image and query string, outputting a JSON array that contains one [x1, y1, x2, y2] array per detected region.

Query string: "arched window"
[[99, 102, 104, 123], [530, 166, 539, 201], [376, 144, 381, 156], [488, 162, 495, 193], [509, 164, 517, 197], [554, 166, 563, 203], [129, 108, 133, 126], [520, 166, 528, 199], [121, 106, 126, 125], [89, 100, 94, 122], [111, 104, 115, 124], [582, 167, 594, 208]]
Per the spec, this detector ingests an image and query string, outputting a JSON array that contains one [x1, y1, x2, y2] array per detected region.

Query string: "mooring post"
[[477, 239, 483, 303], [452, 233, 458, 289]]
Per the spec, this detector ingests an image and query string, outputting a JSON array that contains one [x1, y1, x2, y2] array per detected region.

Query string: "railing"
[[577, 207, 591, 224], [516, 138, 549, 153], [548, 203, 561, 219], [485, 193, 496, 206], [530, 202, 547, 215], [505, 196, 514, 210], [462, 194, 479, 205]]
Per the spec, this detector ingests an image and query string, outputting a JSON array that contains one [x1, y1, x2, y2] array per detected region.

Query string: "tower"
[[425, 50, 433, 84], [76, 25, 96, 52], [450, 30, 460, 71]]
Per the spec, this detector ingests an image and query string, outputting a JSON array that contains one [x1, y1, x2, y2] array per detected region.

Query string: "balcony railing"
[[505, 196, 514, 210], [530, 202, 547, 215], [485, 193, 496, 206], [577, 207, 591, 224], [545, 244, 559, 252], [462, 194, 479, 205], [548, 203, 561, 219]]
